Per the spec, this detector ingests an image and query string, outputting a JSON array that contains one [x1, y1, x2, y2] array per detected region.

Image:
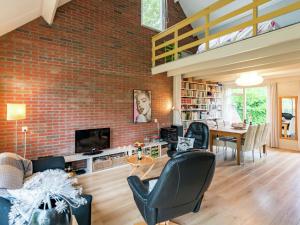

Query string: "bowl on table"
[[231, 123, 247, 130]]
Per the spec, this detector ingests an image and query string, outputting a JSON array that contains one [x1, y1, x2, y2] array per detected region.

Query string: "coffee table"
[[127, 155, 155, 179]]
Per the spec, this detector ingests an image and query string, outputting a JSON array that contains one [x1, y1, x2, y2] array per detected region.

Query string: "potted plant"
[[8, 170, 87, 225]]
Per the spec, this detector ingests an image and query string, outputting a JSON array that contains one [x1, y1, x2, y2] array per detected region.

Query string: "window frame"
[[231, 86, 267, 123], [141, 0, 166, 32]]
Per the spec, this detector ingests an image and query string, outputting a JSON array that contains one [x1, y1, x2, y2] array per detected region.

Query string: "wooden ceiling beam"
[[42, 0, 71, 25]]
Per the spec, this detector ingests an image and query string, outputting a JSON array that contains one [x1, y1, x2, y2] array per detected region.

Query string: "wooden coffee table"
[[127, 155, 155, 179]]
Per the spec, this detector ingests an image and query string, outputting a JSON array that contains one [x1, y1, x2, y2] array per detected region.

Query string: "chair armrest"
[[0, 197, 11, 225], [127, 176, 148, 202], [143, 177, 159, 183], [72, 194, 92, 225], [143, 177, 159, 193]]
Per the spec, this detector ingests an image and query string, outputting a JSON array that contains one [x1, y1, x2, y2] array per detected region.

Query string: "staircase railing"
[[152, 0, 300, 67]]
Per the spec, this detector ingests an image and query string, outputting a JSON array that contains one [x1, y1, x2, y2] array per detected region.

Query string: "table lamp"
[[6, 104, 26, 154]]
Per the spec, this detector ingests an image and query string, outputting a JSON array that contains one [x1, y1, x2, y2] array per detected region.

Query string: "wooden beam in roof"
[[42, 0, 60, 25]]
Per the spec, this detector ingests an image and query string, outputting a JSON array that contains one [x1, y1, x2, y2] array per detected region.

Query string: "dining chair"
[[260, 123, 270, 155], [253, 124, 265, 158], [227, 125, 258, 163], [214, 120, 236, 160]]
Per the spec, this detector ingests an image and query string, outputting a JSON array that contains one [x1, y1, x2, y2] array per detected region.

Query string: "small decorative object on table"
[[231, 122, 247, 130], [134, 142, 145, 160]]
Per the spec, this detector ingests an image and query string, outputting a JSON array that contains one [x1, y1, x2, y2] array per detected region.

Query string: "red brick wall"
[[0, 0, 187, 158]]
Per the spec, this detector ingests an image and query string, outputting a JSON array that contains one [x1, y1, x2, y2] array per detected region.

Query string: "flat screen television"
[[75, 128, 110, 155]]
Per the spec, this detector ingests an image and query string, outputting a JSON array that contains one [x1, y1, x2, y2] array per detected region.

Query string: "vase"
[[30, 199, 72, 225]]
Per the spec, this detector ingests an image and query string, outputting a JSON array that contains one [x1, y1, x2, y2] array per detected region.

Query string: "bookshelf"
[[181, 79, 223, 131]]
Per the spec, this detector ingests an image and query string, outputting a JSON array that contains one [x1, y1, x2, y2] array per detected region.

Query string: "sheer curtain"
[[223, 86, 242, 124], [267, 82, 279, 148]]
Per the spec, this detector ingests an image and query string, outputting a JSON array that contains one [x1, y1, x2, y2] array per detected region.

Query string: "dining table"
[[209, 126, 266, 165]]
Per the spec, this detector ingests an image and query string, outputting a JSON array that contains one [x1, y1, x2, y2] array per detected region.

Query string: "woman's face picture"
[[134, 90, 152, 123]]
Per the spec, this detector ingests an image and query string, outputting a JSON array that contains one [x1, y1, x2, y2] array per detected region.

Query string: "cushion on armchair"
[[176, 137, 195, 152]]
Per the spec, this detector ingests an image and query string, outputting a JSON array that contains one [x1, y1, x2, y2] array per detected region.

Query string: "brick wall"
[[0, 0, 187, 158]]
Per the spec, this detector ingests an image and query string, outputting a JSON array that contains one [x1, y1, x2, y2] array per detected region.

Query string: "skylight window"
[[141, 0, 166, 32]]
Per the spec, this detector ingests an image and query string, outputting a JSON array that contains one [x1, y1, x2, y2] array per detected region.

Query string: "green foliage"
[[142, 0, 163, 31], [232, 87, 267, 125]]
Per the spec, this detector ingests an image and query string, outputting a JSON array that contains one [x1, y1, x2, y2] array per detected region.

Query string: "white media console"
[[64, 141, 168, 174]]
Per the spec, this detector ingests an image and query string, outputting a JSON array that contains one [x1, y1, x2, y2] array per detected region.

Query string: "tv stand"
[[64, 141, 168, 175], [83, 150, 103, 156]]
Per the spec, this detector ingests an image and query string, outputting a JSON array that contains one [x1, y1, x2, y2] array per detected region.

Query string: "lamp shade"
[[7, 104, 26, 121], [235, 72, 263, 86]]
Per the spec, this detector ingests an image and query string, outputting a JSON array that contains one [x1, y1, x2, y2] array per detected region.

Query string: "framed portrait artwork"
[[133, 90, 152, 123]]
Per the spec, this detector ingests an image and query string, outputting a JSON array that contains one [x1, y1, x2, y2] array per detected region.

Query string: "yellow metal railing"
[[152, 0, 300, 67]]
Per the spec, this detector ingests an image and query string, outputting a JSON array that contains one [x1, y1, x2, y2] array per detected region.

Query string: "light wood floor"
[[79, 149, 300, 225]]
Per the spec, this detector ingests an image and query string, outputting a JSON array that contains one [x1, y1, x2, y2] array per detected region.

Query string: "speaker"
[[160, 125, 183, 142], [171, 125, 183, 137]]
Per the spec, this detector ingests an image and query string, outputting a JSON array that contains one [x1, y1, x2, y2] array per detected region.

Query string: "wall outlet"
[[22, 126, 28, 133]]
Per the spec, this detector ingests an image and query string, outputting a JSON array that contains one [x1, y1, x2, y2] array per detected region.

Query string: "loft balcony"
[[151, 0, 300, 81]]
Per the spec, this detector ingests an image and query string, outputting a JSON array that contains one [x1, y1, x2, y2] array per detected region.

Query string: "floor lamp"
[[154, 118, 160, 136], [172, 106, 182, 125], [7, 104, 26, 155]]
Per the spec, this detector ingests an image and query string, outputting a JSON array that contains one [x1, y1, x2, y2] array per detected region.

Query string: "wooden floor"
[[79, 149, 300, 225]]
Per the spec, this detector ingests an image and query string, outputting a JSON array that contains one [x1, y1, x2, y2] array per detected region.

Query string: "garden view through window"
[[231, 87, 267, 125], [141, 0, 166, 31]]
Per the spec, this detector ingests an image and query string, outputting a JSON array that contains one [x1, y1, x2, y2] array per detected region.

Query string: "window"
[[141, 0, 166, 32], [230, 87, 267, 124]]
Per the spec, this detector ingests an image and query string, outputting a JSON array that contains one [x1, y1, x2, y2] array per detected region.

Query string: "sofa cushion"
[[0, 153, 32, 189]]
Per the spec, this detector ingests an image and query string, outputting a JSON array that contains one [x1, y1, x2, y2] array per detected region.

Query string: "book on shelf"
[[181, 89, 206, 97], [182, 82, 206, 90]]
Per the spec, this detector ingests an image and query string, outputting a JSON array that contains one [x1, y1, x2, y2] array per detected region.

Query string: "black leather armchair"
[[0, 156, 92, 225], [167, 122, 209, 158], [127, 151, 216, 225]]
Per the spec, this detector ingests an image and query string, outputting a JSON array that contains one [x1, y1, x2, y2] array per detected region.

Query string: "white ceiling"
[[0, 0, 71, 37]]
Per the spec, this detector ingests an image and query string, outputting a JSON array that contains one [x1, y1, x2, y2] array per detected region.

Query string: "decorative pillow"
[[0, 153, 32, 189], [176, 137, 195, 152]]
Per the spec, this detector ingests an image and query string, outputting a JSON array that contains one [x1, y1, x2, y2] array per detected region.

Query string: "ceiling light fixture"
[[235, 72, 264, 86]]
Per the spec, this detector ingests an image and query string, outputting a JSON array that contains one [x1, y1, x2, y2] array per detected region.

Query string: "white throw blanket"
[[7, 170, 87, 225]]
